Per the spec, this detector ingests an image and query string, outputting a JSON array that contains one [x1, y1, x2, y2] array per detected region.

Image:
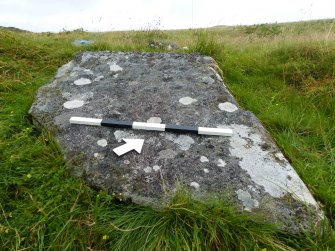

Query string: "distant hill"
[[211, 18, 335, 28], [0, 26, 32, 33]]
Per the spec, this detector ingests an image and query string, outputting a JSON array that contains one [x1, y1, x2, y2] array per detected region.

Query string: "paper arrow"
[[113, 139, 144, 156]]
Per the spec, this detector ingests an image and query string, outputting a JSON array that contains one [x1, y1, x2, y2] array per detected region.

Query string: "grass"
[[0, 19, 335, 250]]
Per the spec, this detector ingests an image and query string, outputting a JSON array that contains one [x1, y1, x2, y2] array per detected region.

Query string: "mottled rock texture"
[[29, 51, 322, 233]]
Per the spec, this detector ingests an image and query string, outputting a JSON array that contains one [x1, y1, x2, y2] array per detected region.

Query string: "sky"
[[0, 0, 334, 32]]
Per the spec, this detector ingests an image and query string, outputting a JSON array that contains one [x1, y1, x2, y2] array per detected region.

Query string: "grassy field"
[[0, 19, 334, 250]]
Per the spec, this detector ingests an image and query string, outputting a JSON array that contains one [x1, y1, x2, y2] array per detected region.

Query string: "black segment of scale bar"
[[165, 124, 198, 134], [101, 119, 133, 129]]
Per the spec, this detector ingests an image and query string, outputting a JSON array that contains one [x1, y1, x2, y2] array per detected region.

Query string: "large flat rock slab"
[[29, 51, 322, 233]]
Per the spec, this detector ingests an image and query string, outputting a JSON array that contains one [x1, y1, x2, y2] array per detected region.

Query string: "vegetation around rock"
[[0, 19, 334, 250]]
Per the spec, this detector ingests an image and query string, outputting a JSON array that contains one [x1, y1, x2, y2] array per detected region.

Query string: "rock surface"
[[29, 51, 322, 233]]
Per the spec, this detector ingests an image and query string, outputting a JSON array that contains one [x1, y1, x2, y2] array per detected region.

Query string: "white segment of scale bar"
[[132, 122, 166, 131], [198, 127, 233, 136], [70, 117, 102, 126]]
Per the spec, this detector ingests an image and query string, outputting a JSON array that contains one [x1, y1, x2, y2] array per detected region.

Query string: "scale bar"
[[70, 116, 233, 136]]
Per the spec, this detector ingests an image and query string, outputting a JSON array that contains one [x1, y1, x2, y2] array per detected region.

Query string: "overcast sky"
[[0, 0, 334, 32]]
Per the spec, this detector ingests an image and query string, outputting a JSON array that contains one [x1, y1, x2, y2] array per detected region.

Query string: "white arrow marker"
[[113, 139, 144, 156]]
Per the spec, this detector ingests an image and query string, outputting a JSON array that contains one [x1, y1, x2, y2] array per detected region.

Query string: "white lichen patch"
[[147, 117, 162, 123], [144, 166, 152, 173], [74, 78, 92, 86], [63, 100, 84, 109], [217, 159, 226, 167], [124, 160, 130, 165], [165, 134, 195, 151], [200, 156, 209, 162], [179, 97, 197, 105], [203, 168, 209, 173], [153, 165, 161, 172], [108, 62, 123, 72], [236, 189, 259, 211], [190, 182, 200, 189], [218, 102, 238, 112], [97, 139, 107, 147], [229, 124, 318, 207], [100, 55, 108, 60]]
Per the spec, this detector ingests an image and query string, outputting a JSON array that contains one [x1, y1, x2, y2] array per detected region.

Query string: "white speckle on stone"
[[94, 153, 104, 160], [202, 76, 215, 84], [209, 67, 224, 83], [65, 91, 92, 102], [81, 53, 92, 63], [81, 91, 94, 100], [200, 156, 209, 162], [56, 61, 74, 77], [84, 69, 93, 73], [74, 78, 92, 86], [129, 81, 138, 85], [63, 100, 84, 109], [94, 75, 104, 81], [190, 182, 200, 189], [62, 92, 71, 99], [203, 168, 209, 173], [144, 166, 152, 173], [124, 160, 130, 165], [109, 62, 123, 72], [203, 56, 214, 63], [165, 134, 195, 151], [114, 130, 137, 142], [275, 152, 286, 161], [153, 165, 161, 172], [179, 97, 197, 105], [216, 73, 224, 83], [248, 185, 257, 192], [147, 117, 162, 123], [69, 67, 81, 77], [97, 139, 107, 147], [158, 149, 177, 159], [218, 102, 238, 112], [236, 189, 259, 211], [217, 159, 226, 167], [114, 74, 118, 78], [229, 124, 318, 207], [94, 113, 104, 118]]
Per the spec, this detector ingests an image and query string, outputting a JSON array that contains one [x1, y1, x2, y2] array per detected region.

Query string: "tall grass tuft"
[[192, 30, 224, 60], [96, 188, 294, 251]]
